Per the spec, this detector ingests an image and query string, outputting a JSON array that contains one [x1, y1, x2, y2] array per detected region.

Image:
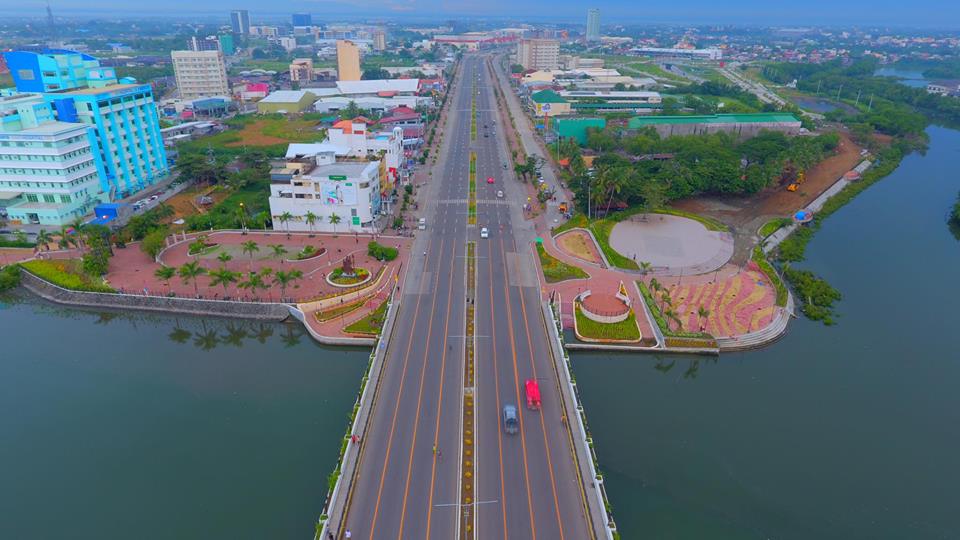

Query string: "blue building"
[[3, 49, 169, 200]]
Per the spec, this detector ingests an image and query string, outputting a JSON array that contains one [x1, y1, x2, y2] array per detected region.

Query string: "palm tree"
[[178, 260, 207, 298], [57, 225, 75, 250], [188, 238, 207, 259], [304, 211, 318, 237], [208, 267, 239, 297], [279, 211, 294, 238], [217, 251, 233, 265], [328, 213, 342, 236], [154, 265, 176, 293], [272, 269, 303, 302], [697, 306, 711, 332], [35, 229, 51, 252], [639, 261, 652, 278], [238, 271, 263, 300], [664, 307, 679, 331], [268, 243, 288, 262], [241, 240, 259, 269], [69, 217, 86, 248]]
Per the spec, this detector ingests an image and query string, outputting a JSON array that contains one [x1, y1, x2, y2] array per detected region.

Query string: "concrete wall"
[[19, 268, 292, 321]]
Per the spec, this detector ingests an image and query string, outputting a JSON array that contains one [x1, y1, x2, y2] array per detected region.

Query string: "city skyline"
[[4, 0, 960, 27]]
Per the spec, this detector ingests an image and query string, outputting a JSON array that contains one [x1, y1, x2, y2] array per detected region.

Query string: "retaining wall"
[[19, 269, 291, 321]]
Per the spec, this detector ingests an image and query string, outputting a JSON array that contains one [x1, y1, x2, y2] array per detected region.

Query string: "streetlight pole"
[[239, 202, 247, 234]]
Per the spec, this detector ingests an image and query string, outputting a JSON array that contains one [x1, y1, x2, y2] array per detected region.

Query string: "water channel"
[[573, 125, 960, 539], [0, 300, 366, 539], [3, 127, 958, 539]]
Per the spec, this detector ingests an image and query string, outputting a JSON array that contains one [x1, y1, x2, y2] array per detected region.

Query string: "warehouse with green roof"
[[529, 89, 571, 117], [628, 112, 802, 138]]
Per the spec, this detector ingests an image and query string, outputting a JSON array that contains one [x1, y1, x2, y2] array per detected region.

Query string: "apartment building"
[[171, 50, 230, 100], [336, 40, 361, 81], [516, 38, 560, 70], [289, 58, 314, 82]]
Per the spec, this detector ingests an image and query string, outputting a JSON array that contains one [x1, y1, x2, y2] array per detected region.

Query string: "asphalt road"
[[342, 54, 593, 540]]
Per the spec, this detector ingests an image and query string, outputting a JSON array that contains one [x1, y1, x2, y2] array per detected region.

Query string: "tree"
[[639, 261, 652, 277], [178, 261, 207, 297], [208, 267, 239, 296], [304, 211, 318, 237], [82, 233, 112, 276], [697, 306, 710, 331], [241, 240, 259, 268], [141, 229, 168, 260], [154, 266, 176, 292], [252, 211, 271, 230], [328, 213, 342, 235], [278, 211, 294, 237], [340, 100, 362, 120], [272, 269, 303, 301], [35, 229, 51, 252], [639, 179, 667, 214], [362, 67, 390, 80], [188, 234, 209, 259], [56, 226, 75, 250], [268, 243, 288, 261], [217, 251, 233, 265]]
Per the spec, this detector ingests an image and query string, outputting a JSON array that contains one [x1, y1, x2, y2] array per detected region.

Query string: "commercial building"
[[336, 40, 361, 82], [551, 117, 607, 145], [0, 93, 108, 226], [325, 121, 405, 184], [257, 90, 317, 114], [627, 113, 802, 138], [529, 89, 571, 117], [515, 39, 560, 70], [373, 30, 387, 51], [630, 47, 723, 60], [171, 50, 230, 100], [289, 58, 314, 83], [268, 149, 381, 233], [189, 36, 222, 52], [311, 79, 430, 113], [433, 33, 518, 50], [230, 10, 250, 35], [558, 90, 662, 113], [218, 34, 235, 55], [586, 9, 601, 42], [4, 50, 168, 199], [4, 49, 117, 92], [291, 12, 311, 27]]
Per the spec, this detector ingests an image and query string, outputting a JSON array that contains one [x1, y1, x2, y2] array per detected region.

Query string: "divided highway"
[[340, 54, 597, 539]]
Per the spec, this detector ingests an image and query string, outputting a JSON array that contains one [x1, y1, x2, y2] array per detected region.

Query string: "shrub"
[[141, 228, 168, 259], [0, 264, 21, 291], [367, 241, 398, 261]]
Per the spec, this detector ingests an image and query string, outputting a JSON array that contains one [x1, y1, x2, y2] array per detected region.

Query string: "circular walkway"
[[609, 214, 733, 276]]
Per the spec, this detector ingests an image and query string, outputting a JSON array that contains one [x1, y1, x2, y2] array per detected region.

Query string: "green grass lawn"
[[623, 61, 686, 82], [551, 213, 638, 270], [751, 247, 788, 307], [536, 244, 588, 283], [759, 217, 792, 238], [344, 299, 390, 335], [20, 259, 115, 293], [574, 304, 641, 341]]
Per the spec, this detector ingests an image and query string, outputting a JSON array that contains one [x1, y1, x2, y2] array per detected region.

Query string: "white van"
[[418, 218, 426, 230]]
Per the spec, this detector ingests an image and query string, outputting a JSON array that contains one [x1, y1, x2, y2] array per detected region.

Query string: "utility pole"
[[868, 94, 874, 112], [855, 89, 861, 107], [836, 84, 843, 102], [816, 79, 822, 95]]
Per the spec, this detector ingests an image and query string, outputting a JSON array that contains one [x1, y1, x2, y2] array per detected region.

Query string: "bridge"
[[320, 54, 612, 540]]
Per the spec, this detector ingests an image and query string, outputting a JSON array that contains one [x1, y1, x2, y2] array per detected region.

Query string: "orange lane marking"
[[424, 238, 461, 537], [367, 237, 446, 540], [512, 238, 566, 539], [498, 235, 538, 539]]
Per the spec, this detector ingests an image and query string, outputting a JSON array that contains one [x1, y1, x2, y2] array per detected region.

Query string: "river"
[[0, 298, 366, 539], [572, 125, 960, 539]]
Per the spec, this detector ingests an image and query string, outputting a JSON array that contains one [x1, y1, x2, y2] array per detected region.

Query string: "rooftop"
[[2, 120, 90, 136], [336, 79, 419, 96], [628, 113, 801, 126], [58, 83, 142, 96], [260, 90, 316, 103], [306, 160, 376, 179], [530, 89, 568, 104]]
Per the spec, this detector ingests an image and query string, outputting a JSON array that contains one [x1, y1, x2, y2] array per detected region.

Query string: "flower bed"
[[574, 303, 641, 342], [291, 246, 327, 261], [315, 299, 366, 322], [188, 243, 219, 256], [20, 259, 115, 293], [326, 267, 372, 287]]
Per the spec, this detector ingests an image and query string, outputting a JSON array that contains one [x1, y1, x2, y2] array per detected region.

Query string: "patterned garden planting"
[[666, 263, 776, 337]]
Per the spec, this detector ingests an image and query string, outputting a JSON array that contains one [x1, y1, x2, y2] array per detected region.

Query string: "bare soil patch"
[[556, 229, 603, 265]]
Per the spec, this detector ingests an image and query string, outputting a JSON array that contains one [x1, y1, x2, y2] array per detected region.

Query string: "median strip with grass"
[[536, 243, 588, 283], [759, 217, 792, 238], [468, 152, 477, 225]]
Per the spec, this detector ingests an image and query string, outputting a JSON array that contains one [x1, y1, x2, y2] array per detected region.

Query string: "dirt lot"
[[226, 119, 307, 147], [163, 184, 228, 223], [675, 131, 864, 226]]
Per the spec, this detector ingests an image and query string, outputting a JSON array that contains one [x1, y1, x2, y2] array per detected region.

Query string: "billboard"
[[320, 181, 358, 206]]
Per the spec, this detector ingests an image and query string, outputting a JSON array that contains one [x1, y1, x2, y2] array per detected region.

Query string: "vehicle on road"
[[525, 379, 542, 410], [558, 201, 568, 213], [480, 227, 489, 239], [486, 177, 495, 184], [496, 190, 503, 198], [503, 404, 519, 434], [418, 218, 426, 230]]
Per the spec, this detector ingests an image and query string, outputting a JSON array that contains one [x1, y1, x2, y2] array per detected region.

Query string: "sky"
[[5, 0, 960, 27]]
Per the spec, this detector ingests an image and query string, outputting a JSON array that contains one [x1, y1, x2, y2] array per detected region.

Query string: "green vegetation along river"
[[572, 125, 960, 539], [0, 298, 366, 539]]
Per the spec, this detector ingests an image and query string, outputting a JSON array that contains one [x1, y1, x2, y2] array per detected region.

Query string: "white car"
[[496, 190, 504, 198], [480, 227, 489, 239]]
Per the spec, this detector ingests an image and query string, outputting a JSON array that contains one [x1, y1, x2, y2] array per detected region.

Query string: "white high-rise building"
[[171, 50, 230, 99], [586, 9, 601, 42]]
